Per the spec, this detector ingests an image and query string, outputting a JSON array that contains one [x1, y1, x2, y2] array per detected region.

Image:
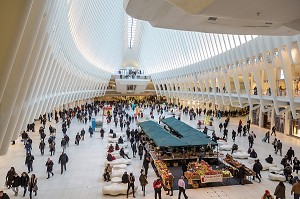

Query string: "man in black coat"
[[45, 158, 54, 179], [25, 153, 34, 173], [58, 152, 68, 174], [252, 160, 262, 182], [286, 147, 295, 163]]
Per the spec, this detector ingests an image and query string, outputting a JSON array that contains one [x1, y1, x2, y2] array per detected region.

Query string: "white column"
[[284, 112, 290, 135], [259, 107, 263, 127], [270, 108, 275, 130]]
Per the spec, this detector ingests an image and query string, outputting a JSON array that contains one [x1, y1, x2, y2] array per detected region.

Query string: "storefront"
[[290, 111, 300, 138], [275, 109, 285, 133], [262, 108, 271, 129], [252, 108, 259, 126]]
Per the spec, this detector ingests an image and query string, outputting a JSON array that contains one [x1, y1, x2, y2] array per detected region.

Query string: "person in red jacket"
[[153, 178, 162, 199]]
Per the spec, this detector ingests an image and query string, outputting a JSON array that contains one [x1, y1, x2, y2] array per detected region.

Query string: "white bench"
[[110, 149, 129, 156], [113, 164, 127, 170], [111, 177, 122, 183], [269, 166, 283, 172], [262, 163, 277, 170], [219, 144, 232, 151], [102, 183, 138, 195], [108, 133, 126, 138], [232, 152, 249, 159], [268, 173, 286, 181], [108, 137, 127, 143], [105, 158, 131, 166], [111, 169, 126, 178]]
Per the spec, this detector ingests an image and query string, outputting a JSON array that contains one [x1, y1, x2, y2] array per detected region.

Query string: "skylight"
[[128, 16, 137, 49]]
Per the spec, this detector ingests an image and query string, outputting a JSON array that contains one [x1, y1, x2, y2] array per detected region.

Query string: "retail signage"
[[200, 174, 223, 183]]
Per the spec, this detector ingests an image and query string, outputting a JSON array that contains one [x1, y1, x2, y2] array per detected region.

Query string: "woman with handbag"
[[28, 174, 38, 199], [139, 171, 148, 196]]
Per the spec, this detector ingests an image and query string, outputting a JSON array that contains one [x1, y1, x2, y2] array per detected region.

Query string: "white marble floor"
[[0, 107, 300, 199]]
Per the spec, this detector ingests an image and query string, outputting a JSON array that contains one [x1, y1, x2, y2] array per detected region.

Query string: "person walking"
[[49, 142, 55, 156], [219, 123, 223, 132], [61, 138, 67, 152], [266, 131, 270, 143], [248, 134, 254, 148], [21, 131, 29, 145], [25, 153, 35, 173], [11, 173, 20, 196], [80, 128, 85, 140], [126, 173, 135, 198], [276, 140, 283, 156], [88, 126, 93, 138], [45, 158, 54, 179], [100, 128, 104, 139], [232, 130, 236, 142], [274, 181, 285, 199], [166, 173, 174, 196], [138, 144, 144, 160], [153, 178, 162, 199], [28, 174, 37, 199], [271, 126, 276, 136], [58, 152, 69, 174], [287, 147, 295, 164], [273, 138, 278, 151], [5, 167, 16, 189], [39, 140, 45, 155], [132, 142, 137, 158], [293, 157, 300, 174], [143, 156, 150, 176], [178, 176, 188, 199], [139, 172, 147, 196], [75, 133, 81, 145], [291, 179, 300, 199], [25, 141, 32, 155], [64, 135, 70, 147], [20, 172, 29, 197], [253, 159, 262, 182]]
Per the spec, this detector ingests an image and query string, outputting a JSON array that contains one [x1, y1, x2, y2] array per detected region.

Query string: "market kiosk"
[[139, 120, 233, 189]]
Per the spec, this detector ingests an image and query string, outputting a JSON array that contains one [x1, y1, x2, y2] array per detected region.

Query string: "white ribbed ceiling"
[[66, 0, 259, 75]]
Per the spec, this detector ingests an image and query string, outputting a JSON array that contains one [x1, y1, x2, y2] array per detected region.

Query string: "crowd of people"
[[2, 103, 101, 198], [103, 102, 189, 198], [2, 100, 300, 199]]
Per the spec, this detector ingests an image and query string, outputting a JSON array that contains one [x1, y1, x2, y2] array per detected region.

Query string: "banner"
[[200, 174, 223, 183]]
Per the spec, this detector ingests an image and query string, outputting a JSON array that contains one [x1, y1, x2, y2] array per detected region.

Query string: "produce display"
[[184, 160, 232, 184], [154, 160, 172, 187], [223, 154, 255, 176]]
